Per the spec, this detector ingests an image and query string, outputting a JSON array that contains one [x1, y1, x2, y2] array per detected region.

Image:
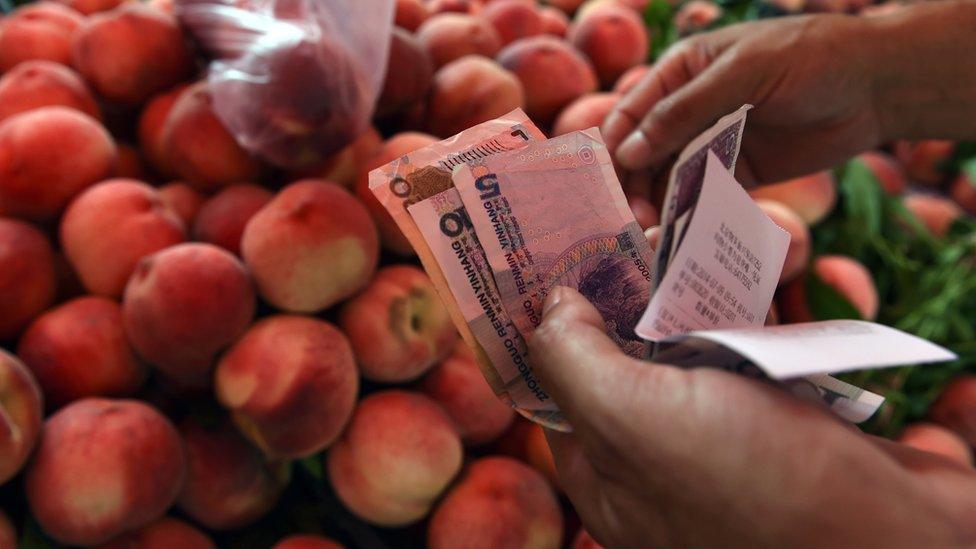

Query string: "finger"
[[644, 225, 661, 251], [615, 53, 757, 172], [544, 429, 609, 538], [602, 45, 697, 155], [530, 287, 632, 432]]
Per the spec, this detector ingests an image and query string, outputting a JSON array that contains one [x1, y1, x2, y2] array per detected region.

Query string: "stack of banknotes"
[[369, 108, 955, 432]]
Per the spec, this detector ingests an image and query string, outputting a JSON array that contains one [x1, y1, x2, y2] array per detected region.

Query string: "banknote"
[[454, 128, 654, 358], [654, 105, 751, 287], [368, 110, 568, 430], [408, 187, 565, 427]]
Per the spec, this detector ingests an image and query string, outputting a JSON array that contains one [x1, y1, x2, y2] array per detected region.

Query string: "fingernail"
[[617, 131, 652, 171], [542, 286, 568, 316]]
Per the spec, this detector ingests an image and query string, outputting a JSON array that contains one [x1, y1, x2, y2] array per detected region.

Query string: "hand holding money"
[[529, 287, 976, 549]]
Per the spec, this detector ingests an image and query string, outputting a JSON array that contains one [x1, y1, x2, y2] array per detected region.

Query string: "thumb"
[[529, 286, 636, 433]]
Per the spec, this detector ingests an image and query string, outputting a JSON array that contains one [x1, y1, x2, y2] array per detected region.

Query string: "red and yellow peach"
[[497, 36, 597, 125], [0, 218, 56, 341], [60, 179, 186, 297], [0, 107, 116, 222], [327, 391, 463, 526], [340, 265, 458, 383], [0, 350, 43, 485], [71, 5, 193, 105], [0, 60, 99, 123], [177, 417, 289, 529], [241, 180, 379, 313], [427, 55, 525, 137], [18, 296, 145, 408], [427, 456, 563, 549], [122, 243, 256, 385], [216, 315, 359, 458], [193, 184, 273, 256], [25, 398, 186, 546]]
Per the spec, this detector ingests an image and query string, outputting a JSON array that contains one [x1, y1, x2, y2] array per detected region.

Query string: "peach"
[[340, 265, 458, 383], [355, 132, 439, 255], [378, 28, 435, 118], [674, 0, 722, 35], [0, 219, 56, 341], [904, 194, 963, 238], [161, 82, 265, 192], [756, 199, 811, 284], [481, 0, 544, 45], [417, 13, 504, 69], [419, 342, 514, 445], [17, 296, 145, 408], [72, 5, 193, 105], [327, 391, 463, 526], [749, 171, 837, 225], [97, 517, 215, 549], [0, 350, 43, 484], [613, 63, 649, 94], [897, 422, 973, 467], [427, 55, 525, 137], [539, 5, 570, 36], [193, 184, 272, 256], [25, 398, 185, 546], [114, 144, 148, 180], [552, 92, 618, 136], [428, 456, 563, 549], [158, 182, 206, 228], [216, 315, 359, 458], [57, 0, 125, 15], [60, 179, 186, 297], [139, 84, 189, 178], [396, 0, 430, 31], [778, 255, 879, 323], [203, 31, 374, 170], [0, 60, 99, 123], [122, 243, 255, 385], [572, 529, 605, 549], [177, 417, 289, 529], [568, 3, 648, 87], [241, 180, 379, 312], [493, 418, 559, 488], [627, 194, 658, 230], [0, 511, 14, 549], [428, 0, 483, 14], [497, 36, 598, 125], [301, 126, 382, 190], [857, 151, 906, 196], [894, 140, 954, 186], [929, 375, 976, 447], [0, 107, 116, 222], [0, 2, 84, 72], [951, 172, 976, 215], [546, 0, 586, 14], [813, 255, 879, 320], [273, 536, 344, 549]]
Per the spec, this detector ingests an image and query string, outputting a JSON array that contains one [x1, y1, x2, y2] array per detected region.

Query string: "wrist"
[[864, 1, 976, 142]]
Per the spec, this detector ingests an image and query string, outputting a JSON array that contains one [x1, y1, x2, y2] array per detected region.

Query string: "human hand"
[[603, 14, 884, 187], [529, 287, 976, 548]]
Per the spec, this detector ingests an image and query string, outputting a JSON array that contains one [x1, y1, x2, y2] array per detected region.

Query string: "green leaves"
[[817, 157, 976, 436], [644, 0, 678, 61]]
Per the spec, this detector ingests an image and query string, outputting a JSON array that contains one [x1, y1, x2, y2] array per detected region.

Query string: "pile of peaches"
[[1, 0, 975, 547]]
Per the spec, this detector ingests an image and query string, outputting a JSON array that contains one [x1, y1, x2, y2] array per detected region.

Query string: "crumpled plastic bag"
[[175, 0, 394, 169]]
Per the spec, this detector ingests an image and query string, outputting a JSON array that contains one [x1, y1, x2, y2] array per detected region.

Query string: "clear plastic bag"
[[175, 0, 394, 169]]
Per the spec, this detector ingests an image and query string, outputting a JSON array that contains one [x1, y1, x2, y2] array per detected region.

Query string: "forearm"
[[867, 0, 976, 141]]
